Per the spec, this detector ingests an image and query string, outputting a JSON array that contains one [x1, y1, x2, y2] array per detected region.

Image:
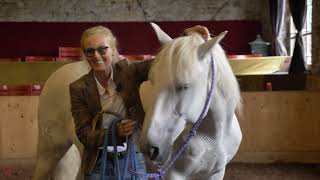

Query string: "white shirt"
[[94, 72, 127, 152]]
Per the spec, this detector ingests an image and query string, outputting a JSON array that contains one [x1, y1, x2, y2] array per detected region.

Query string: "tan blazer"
[[69, 59, 152, 174]]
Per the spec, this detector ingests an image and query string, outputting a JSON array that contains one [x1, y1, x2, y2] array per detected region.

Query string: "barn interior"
[[0, 0, 320, 179]]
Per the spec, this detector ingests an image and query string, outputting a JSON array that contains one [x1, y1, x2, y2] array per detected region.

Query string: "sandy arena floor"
[[1, 159, 320, 180]]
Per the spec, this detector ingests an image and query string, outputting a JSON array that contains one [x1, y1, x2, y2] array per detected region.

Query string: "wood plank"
[[238, 91, 320, 154], [0, 96, 9, 158], [0, 96, 38, 158], [0, 91, 319, 162], [233, 151, 320, 163]]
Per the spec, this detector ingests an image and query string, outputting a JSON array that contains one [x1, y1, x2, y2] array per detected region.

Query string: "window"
[[290, 0, 312, 67]]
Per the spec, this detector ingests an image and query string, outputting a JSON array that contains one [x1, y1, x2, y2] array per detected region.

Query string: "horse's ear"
[[197, 31, 227, 60], [150, 22, 172, 44]]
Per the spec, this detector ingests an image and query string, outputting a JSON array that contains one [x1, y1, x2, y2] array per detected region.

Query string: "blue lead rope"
[[99, 112, 132, 180]]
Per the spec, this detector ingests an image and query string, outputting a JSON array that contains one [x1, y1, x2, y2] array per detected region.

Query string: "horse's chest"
[[175, 135, 224, 174], [188, 135, 222, 159]]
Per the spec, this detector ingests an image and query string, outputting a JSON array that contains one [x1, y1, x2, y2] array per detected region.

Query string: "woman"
[[69, 24, 209, 179]]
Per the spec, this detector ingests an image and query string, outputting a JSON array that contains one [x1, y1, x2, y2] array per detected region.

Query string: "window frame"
[[289, 0, 312, 68]]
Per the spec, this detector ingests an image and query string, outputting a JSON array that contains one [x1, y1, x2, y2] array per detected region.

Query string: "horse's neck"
[[201, 112, 222, 137], [181, 110, 223, 146]]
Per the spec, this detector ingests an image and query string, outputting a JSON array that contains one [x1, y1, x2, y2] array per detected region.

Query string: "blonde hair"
[[80, 26, 119, 56]]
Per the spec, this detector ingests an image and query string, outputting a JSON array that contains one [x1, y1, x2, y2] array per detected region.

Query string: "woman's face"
[[83, 33, 114, 73]]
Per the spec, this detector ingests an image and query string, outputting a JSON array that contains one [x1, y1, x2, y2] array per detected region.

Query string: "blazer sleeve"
[[69, 83, 105, 148], [131, 59, 154, 83]]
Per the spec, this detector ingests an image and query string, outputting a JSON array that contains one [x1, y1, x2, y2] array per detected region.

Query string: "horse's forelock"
[[153, 35, 204, 85]]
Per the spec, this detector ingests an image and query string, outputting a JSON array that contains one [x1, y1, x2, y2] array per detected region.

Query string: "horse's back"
[[38, 60, 89, 149], [34, 61, 89, 179]]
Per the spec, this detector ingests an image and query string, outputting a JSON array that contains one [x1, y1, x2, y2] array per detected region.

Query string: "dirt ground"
[[1, 158, 320, 180]]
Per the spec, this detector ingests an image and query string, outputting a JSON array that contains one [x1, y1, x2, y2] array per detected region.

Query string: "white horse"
[[32, 58, 150, 179], [33, 60, 90, 180], [139, 23, 242, 180]]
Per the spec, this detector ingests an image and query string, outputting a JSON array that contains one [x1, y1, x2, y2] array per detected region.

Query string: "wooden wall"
[[0, 96, 38, 159], [0, 91, 320, 163], [235, 91, 320, 163]]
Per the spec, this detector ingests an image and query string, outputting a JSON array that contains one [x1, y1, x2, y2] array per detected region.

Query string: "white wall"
[[0, 0, 266, 21]]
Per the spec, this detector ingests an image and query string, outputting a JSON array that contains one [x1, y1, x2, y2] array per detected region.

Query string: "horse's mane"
[[210, 38, 242, 111], [150, 35, 202, 85], [150, 34, 241, 110]]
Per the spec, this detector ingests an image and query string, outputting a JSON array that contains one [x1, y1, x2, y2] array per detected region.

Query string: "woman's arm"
[[69, 83, 105, 148]]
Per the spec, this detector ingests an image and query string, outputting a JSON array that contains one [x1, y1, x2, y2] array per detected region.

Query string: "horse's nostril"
[[149, 147, 159, 160]]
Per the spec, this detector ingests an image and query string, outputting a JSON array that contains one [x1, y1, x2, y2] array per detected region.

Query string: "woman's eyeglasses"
[[83, 46, 109, 57]]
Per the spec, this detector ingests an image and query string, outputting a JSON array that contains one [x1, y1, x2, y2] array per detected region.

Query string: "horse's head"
[[139, 23, 227, 165]]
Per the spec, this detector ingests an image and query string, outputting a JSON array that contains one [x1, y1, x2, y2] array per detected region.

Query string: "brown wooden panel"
[[0, 96, 9, 158], [0, 96, 38, 159], [237, 74, 307, 91], [238, 91, 320, 153], [0, 90, 319, 163]]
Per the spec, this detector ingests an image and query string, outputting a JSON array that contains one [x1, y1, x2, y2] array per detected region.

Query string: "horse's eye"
[[175, 85, 189, 92]]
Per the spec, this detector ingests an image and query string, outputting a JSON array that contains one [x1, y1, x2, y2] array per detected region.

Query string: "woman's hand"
[[184, 25, 210, 40], [117, 119, 136, 137]]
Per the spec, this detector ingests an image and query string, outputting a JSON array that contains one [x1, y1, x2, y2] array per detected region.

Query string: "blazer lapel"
[[113, 62, 125, 94], [84, 70, 102, 117]]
